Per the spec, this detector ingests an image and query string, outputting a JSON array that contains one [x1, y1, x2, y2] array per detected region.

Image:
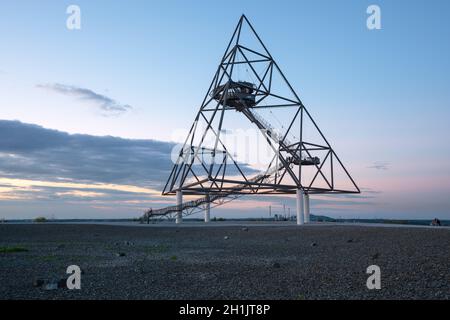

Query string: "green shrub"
[[34, 216, 48, 223]]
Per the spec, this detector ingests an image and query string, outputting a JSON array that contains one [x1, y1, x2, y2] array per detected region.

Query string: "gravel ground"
[[0, 223, 448, 300]]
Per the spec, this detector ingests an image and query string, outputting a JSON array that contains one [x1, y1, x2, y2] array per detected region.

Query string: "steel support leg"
[[205, 194, 210, 223], [304, 193, 310, 223], [176, 190, 182, 224], [296, 188, 304, 225]]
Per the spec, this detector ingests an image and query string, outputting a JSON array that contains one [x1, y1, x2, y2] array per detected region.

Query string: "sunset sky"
[[1, 0, 449, 220]]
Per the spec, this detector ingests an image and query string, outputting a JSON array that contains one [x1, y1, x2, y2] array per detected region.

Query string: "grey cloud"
[[359, 187, 382, 194], [0, 120, 173, 189], [368, 161, 390, 170], [36, 83, 132, 115], [0, 120, 254, 190]]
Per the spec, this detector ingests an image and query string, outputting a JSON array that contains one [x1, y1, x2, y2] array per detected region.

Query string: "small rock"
[[116, 252, 126, 257], [224, 236, 229, 240], [241, 227, 249, 232], [372, 252, 380, 260], [124, 241, 133, 246], [33, 279, 45, 287], [272, 262, 281, 268], [430, 280, 441, 288], [347, 239, 353, 243], [311, 242, 317, 247]]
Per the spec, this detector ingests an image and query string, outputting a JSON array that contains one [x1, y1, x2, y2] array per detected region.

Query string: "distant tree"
[[34, 216, 48, 223]]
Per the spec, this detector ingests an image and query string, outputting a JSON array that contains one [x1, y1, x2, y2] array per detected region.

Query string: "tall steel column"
[[296, 188, 304, 225], [176, 190, 183, 224], [205, 194, 211, 223], [304, 193, 310, 223]]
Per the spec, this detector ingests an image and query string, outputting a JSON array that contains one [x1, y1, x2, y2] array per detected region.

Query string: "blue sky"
[[1, 0, 449, 220]]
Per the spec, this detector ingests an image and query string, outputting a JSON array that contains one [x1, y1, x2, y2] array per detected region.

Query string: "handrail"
[[144, 163, 283, 219]]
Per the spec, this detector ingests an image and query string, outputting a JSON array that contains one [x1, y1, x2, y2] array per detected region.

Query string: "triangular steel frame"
[[162, 15, 360, 196]]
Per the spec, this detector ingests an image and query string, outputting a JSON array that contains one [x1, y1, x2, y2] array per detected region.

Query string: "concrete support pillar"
[[304, 193, 310, 223], [205, 194, 210, 223], [296, 188, 304, 225], [176, 190, 183, 224]]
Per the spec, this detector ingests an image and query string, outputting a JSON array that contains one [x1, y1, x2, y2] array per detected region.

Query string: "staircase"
[[248, 109, 292, 145]]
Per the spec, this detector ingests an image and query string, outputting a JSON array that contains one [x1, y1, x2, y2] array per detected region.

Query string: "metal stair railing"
[[144, 162, 283, 220], [247, 109, 319, 165], [248, 109, 291, 145]]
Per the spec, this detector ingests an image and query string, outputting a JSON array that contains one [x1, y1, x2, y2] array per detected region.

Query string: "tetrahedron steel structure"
[[162, 15, 359, 203]]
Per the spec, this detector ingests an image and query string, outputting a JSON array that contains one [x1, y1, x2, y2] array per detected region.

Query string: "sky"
[[0, 0, 449, 220]]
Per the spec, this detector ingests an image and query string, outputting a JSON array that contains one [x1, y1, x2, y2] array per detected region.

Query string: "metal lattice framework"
[[145, 15, 359, 220]]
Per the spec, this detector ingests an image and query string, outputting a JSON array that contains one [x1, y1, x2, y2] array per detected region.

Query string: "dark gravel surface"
[[0, 223, 449, 300]]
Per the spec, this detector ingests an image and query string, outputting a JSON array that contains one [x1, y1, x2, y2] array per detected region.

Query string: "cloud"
[[55, 190, 107, 198], [0, 120, 174, 189], [0, 178, 162, 197], [36, 83, 132, 115], [368, 161, 390, 170], [0, 120, 256, 216]]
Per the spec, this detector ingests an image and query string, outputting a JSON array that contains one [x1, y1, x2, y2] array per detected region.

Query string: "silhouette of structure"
[[144, 15, 359, 224]]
